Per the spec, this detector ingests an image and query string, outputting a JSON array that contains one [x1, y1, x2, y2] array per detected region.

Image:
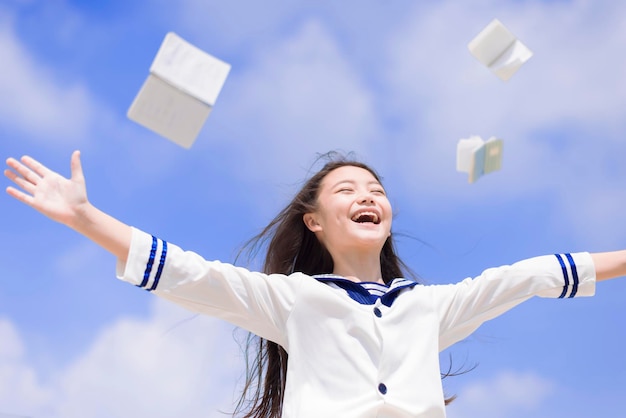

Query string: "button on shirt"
[[116, 227, 597, 418]]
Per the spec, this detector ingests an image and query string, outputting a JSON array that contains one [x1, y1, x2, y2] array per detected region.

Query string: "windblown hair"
[[232, 152, 452, 417]]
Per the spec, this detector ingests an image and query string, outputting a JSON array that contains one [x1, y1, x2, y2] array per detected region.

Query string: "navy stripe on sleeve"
[[554, 253, 570, 299], [138, 236, 158, 289], [565, 253, 579, 298], [555, 253, 580, 298], [148, 240, 167, 291]]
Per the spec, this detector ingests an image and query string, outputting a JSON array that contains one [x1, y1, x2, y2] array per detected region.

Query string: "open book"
[[468, 19, 533, 81], [456, 135, 504, 183], [127, 32, 231, 149]]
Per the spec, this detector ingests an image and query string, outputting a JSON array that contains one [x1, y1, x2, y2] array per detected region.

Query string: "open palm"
[[4, 151, 88, 227]]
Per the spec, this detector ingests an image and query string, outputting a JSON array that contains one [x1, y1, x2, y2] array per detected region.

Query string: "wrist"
[[68, 201, 96, 232]]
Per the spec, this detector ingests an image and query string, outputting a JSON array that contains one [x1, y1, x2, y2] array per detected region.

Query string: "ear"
[[303, 213, 322, 232]]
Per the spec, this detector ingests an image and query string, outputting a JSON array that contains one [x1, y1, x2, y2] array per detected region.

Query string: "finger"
[[6, 186, 35, 207], [20, 155, 51, 179], [4, 169, 36, 195], [5, 157, 23, 172], [70, 150, 84, 182], [6, 157, 40, 185]]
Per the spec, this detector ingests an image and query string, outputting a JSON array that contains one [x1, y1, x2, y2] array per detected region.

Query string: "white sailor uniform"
[[116, 227, 596, 418]]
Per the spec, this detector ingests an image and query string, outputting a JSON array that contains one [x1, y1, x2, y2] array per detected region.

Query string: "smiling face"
[[303, 165, 392, 259]]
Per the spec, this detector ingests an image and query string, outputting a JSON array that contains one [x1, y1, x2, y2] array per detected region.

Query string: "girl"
[[4, 151, 626, 418]]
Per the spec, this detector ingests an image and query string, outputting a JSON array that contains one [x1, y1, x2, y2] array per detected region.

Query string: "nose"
[[358, 192, 375, 204]]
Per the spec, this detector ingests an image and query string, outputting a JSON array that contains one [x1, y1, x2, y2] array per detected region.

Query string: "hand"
[[5, 150, 89, 227]]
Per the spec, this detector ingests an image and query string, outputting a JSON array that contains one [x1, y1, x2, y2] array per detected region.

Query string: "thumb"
[[70, 150, 85, 182]]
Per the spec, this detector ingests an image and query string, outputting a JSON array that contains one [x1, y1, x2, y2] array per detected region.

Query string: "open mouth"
[[351, 211, 381, 225]]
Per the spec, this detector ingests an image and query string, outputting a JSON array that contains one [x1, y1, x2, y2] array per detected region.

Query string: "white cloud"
[[0, 15, 95, 144], [376, 0, 626, 244], [384, 1, 626, 168], [447, 369, 556, 418], [385, 1, 626, 131], [53, 299, 243, 418], [0, 318, 53, 418], [153, 0, 626, 246], [201, 18, 383, 202], [0, 300, 246, 418]]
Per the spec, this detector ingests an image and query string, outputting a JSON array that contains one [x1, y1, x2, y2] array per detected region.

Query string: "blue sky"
[[1, 0, 626, 416]]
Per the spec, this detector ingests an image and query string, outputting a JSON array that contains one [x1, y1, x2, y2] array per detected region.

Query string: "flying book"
[[128, 32, 231, 148], [456, 135, 503, 183], [468, 19, 533, 81]]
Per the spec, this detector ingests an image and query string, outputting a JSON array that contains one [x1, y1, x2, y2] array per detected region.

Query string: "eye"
[[371, 189, 386, 195], [337, 187, 354, 194]]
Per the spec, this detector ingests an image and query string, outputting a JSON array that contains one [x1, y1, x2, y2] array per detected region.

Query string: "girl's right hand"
[[4, 150, 89, 228]]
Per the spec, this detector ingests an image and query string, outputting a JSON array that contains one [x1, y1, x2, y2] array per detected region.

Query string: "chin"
[[351, 233, 388, 249]]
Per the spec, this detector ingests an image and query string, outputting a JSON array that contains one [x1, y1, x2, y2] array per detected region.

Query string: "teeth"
[[352, 211, 379, 224]]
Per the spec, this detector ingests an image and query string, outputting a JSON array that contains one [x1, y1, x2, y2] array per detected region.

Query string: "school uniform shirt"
[[116, 227, 596, 418]]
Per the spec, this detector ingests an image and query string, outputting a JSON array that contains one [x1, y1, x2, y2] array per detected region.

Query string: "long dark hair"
[[232, 152, 451, 417]]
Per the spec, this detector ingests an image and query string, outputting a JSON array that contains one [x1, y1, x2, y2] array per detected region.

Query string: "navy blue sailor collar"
[[312, 274, 418, 307]]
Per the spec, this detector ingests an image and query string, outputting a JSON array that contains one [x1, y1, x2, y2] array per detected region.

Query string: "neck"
[[331, 250, 384, 284]]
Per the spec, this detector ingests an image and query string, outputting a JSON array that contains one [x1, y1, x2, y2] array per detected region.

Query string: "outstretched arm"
[[591, 251, 626, 282], [4, 151, 132, 262]]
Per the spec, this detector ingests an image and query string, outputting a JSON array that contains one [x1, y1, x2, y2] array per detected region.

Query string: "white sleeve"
[[115, 227, 302, 347], [436, 252, 596, 351]]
